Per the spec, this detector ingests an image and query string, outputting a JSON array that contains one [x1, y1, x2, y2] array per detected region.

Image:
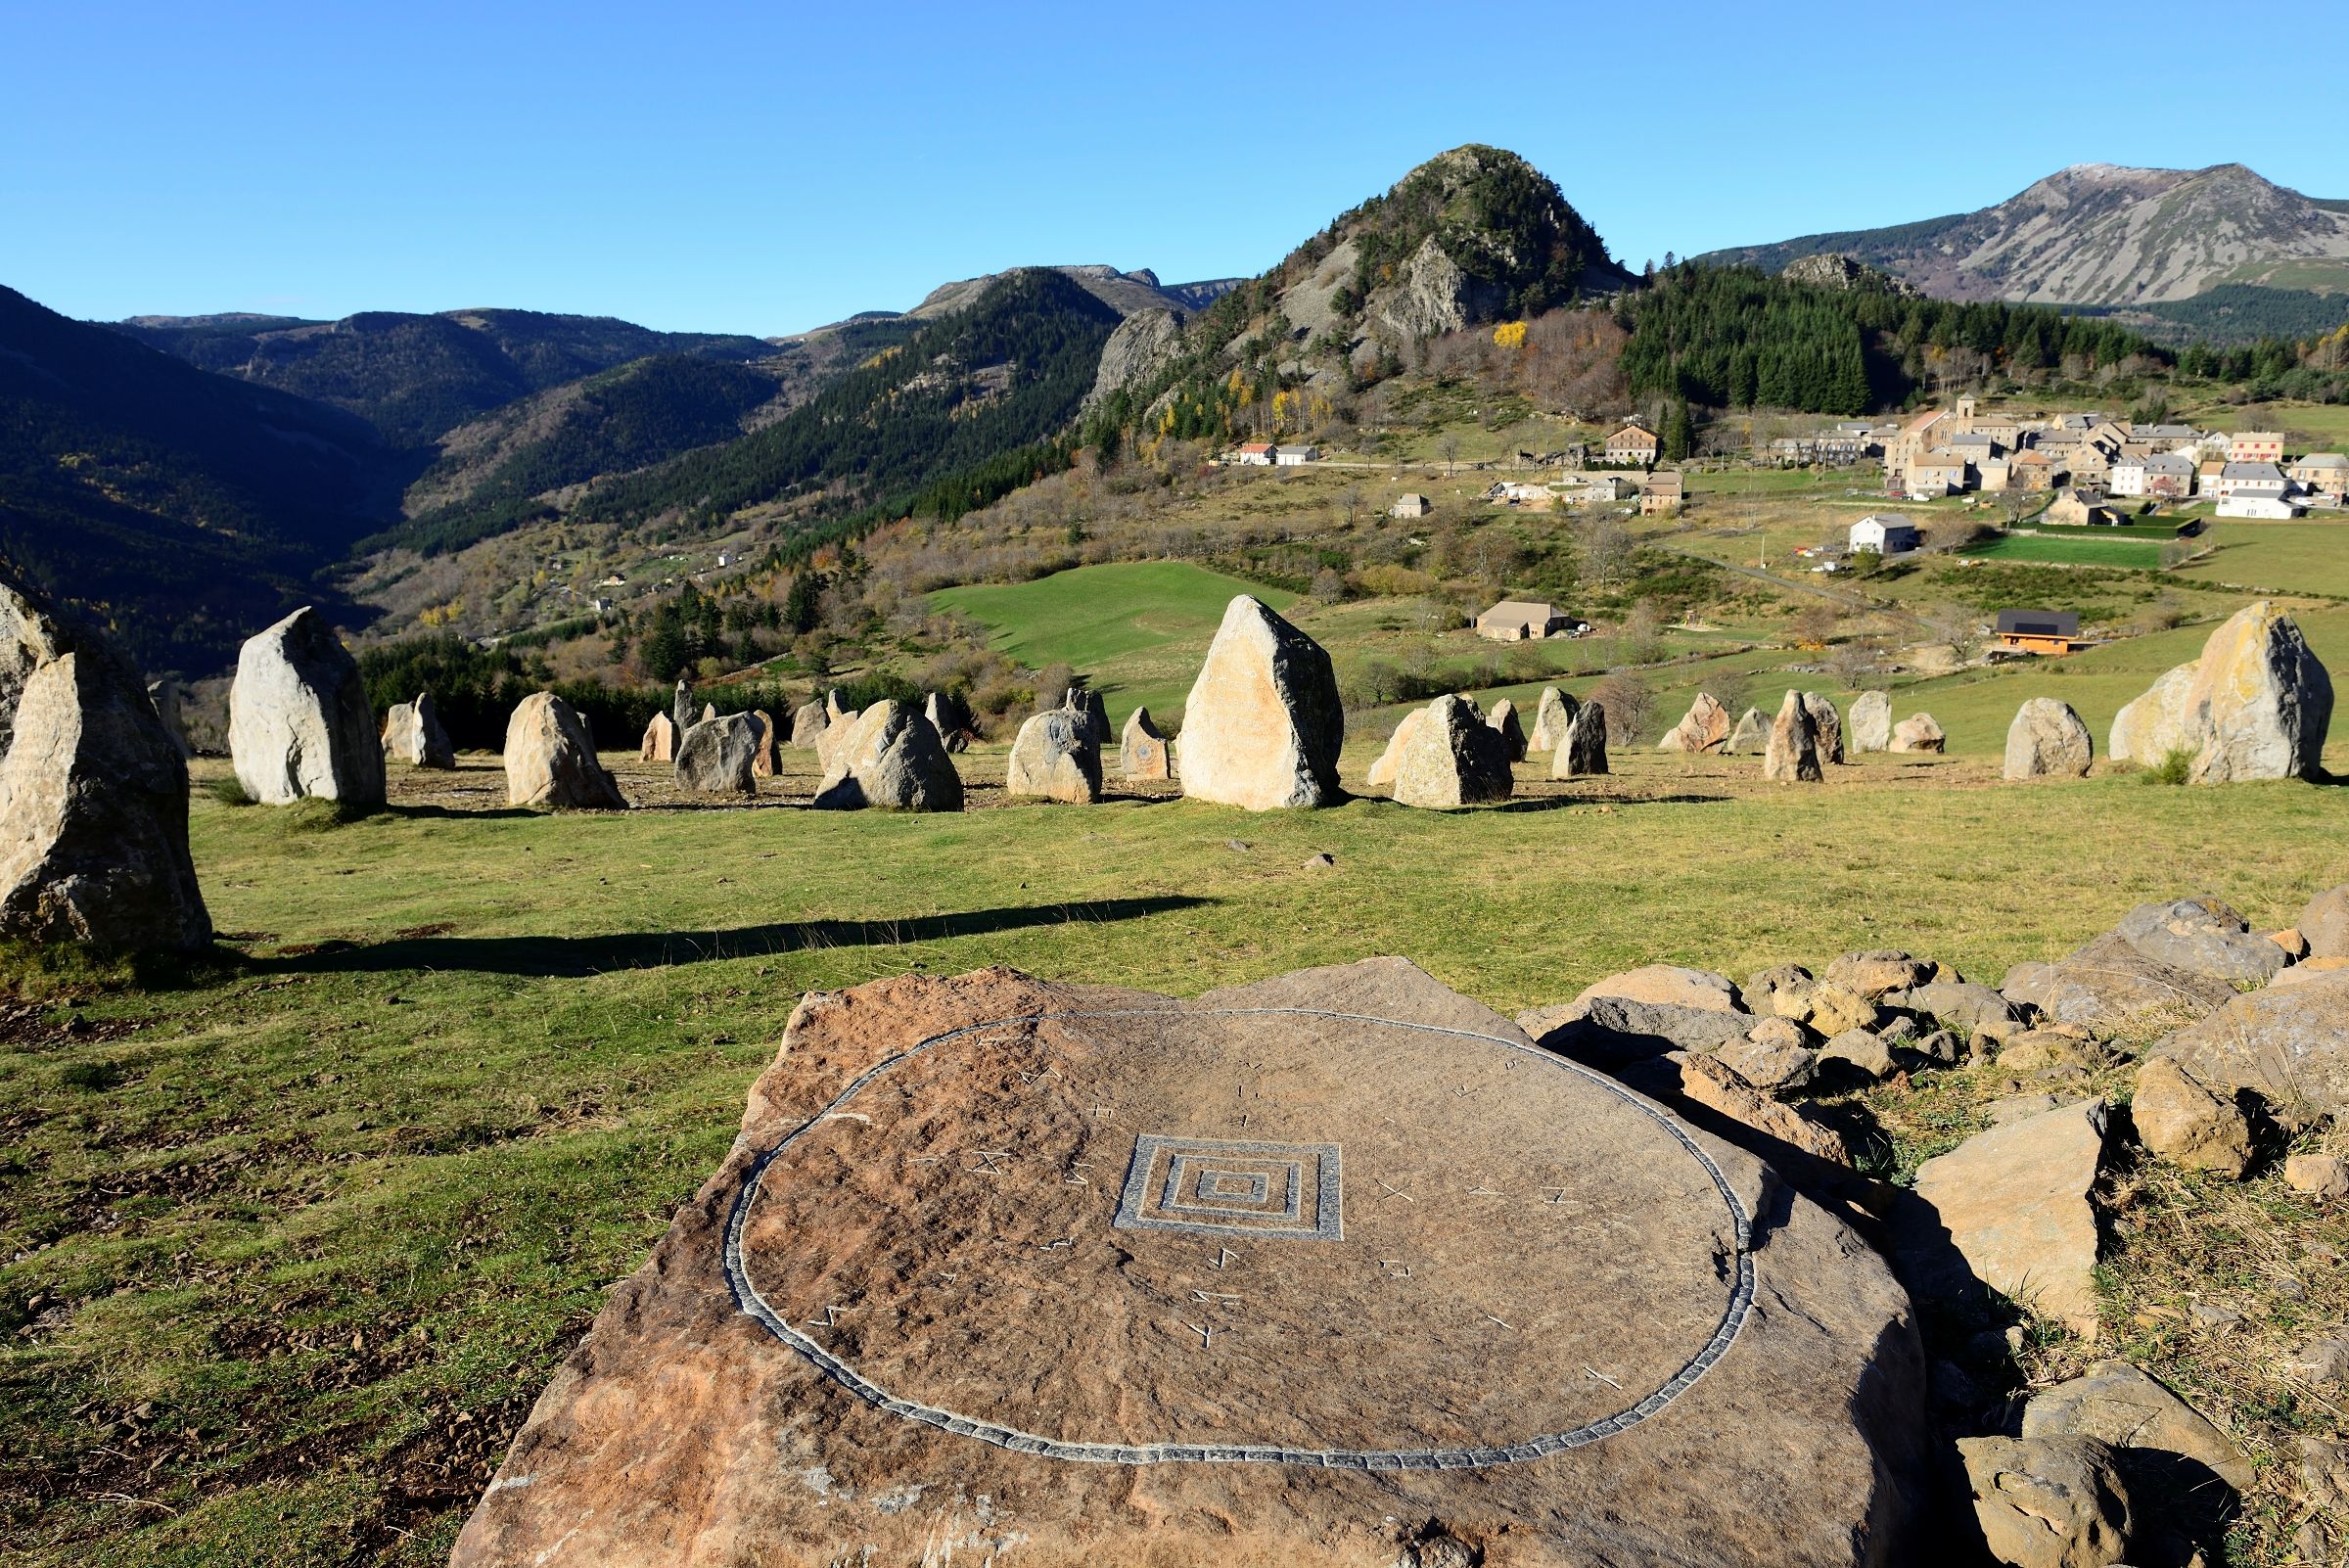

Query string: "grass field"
[[1962, 533, 2168, 569], [2173, 521, 2349, 597], [5, 749, 2348, 1564]]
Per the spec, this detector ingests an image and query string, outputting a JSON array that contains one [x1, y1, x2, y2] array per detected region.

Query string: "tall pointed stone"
[[1529, 685, 1576, 753], [1553, 702, 1608, 778], [1764, 691, 1822, 783], [228, 607, 384, 807], [383, 691, 455, 768], [1848, 691, 1893, 753], [1487, 698, 1528, 763], [1178, 596, 1344, 810]]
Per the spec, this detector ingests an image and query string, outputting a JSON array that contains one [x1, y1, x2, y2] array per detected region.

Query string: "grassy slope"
[[5, 750, 2348, 1563], [2175, 522, 2349, 598], [931, 562, 1297, 725]]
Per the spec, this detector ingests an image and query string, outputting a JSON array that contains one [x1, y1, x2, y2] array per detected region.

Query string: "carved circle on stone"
[[723, 1005, 1754, 1468]]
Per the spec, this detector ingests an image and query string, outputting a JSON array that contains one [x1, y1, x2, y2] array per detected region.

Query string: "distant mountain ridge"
[[1699, 162, 2349, 306]]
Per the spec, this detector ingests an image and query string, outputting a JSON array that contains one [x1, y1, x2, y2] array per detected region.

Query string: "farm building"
[[1849, 514, 1919, 554], [1995, 609, 2083, 657], [1389, 492, 1433, 518], [1475, 599, 1571, 641]]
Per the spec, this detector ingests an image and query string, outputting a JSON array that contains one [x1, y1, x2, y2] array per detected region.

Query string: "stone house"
[[1389, 492, 1433, 519], [1638, 471, 1684, 515], [1475, 599, 1570, 641], [1604, 424, 1661, 466], [2229, 431, 2285, 464], [2287, 453, 2349, 495]]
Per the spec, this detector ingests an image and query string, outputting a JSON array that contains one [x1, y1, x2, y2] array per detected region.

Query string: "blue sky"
[[6, 0, 2346, 336]]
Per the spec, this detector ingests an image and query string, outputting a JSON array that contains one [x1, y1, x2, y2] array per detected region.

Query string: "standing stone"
[[1529, 685, 1576, 753], [1177, 596, 1344, 811], [2005, 699, 2094, 780], [1849, 691, 1893, 753], [1366, 707, 1428, 789], [1763, 691, 1822, 783], [824, 689, 849, 723], [1552, 701, 1608, 778], [1007, 711, 1102, 804], [1121, 707, 1172, 781], [2109, 663, 2196, 766], [812, 701, 962, 812], [815, 707, 864, 772], [2183, 600, 2331, 783], [146, 679, 192, 760], [924, 692, 970, 749], [640, 711, 677, 762], [748, 711, 777, 777], [0, 587, 210, 951], [1726, 706, 1768, 754], [1392, 695, 1512, 808], [675, 715, 760, 795], [2131, 1057, 2251, 1176], [1889, 714, 1945, 754], [0, 576, 69, 754], [228, 607, 384, 807], [1911, 1099, 2107, 1337], [699, 702, 718, 725], [1800, 692, 1844, 763], [1487, 698, 1528, 763], [1061, 684, 1111, 745], [382, 691, 455, 768], [671, 678, 695, 735], [504, 692, 627, 810], [790, 700, 828, 749], [1656, 692, 1731, 754]]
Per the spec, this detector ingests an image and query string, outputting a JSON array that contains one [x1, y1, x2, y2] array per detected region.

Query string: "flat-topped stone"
[[456, 960, 1930, 1567]]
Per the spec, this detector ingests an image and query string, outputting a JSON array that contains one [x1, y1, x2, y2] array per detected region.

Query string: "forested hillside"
[[0, 286, 394, 670]]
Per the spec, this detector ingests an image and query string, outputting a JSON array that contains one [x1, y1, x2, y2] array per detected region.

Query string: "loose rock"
[[2158, 971, 2349, 1115], [1911, 1099, 2107, 1337], [1722, 1018, 1818, 1092], [2114, 896, 2285, 985], [505, 693, 627, 809], [2298, 882, 2349, 959], [1826, 950, 1931, 999], [1957, 1435, 2134, 1568], [2001, 932, 2238, 1037], [228, 607, 385, 807], [1177, 596, 1344, 810], [2133, 1058, 2250, 1176], [2023, 1359, 2253, 1500], [2283, 1153, 2349, 1200], [2005, 698, 2094, 780]]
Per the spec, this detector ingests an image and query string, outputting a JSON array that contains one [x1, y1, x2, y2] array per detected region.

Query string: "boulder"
[[1722, 1020, 1818, 1091], [2183, 600, 2332, 783], [1577, 964, 1745, 1013], [789, 700, 827, 749], [2108, 662, 2196, 767], [2283, 1153, 2349, 1200], [1391, 694, 1511, 809], [1120, 707, 1172, 781], [0, 603, 210, 952], [1177, 596, 1344, 810], [1745, 964, 1817, 1018], [1656, 692, 1731, 754], [1725, 705, 1769, 754], [1957, 1436, 2134, 1568], [227, 607, 385, 807], [1364, 707, 1427, 789], [674, 714, 761, 795], [2023, 1359, 2252, 1495], [811, 701, 962, 812], [1888, 714, 1944, 754], [1006, 710, 1102, 804], [2159, 971, 2349, 1114], [671, 678, 695, 734], [1519, 995, 1758, 1064], [382, 691, 455, 768], [639, 711, 677, 762], [1807, 983, 1880, 1038], [145, 678, 192, 760], [2130, 1057, 2251, 1176], [1826, 950, 1931, 999], [453, 957, 1933, 1568], [1062, 684, 1111, 746], [504, 693, 627, 810], [1486, 697, 1527, 763], [2302, 882, 2349, 959], [2113, 896, 2285, 985], [1849, 691, 1893, 753], [1551, 701, 1608, 778], [0, 576, 69, 753], [2005, 698, 2094, 780], [1763, 690, 1822, 783], [1911, 1098, 2107, 1337], [1801, 692, 1845, 763], [2000, 932, 2238, 1038], [1529, 685, 1576, 752]]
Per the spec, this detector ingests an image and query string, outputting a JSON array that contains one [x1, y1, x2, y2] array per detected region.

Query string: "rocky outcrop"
[[228, 607, 384, 807], [1391, 695, 1511, 808], [2005, 698, 2094, 780], [1889, 714, 1945, 754], [1553, 701, 1608, 777], [1657, 692, 1731, 754], [1371, 234, 1510, 342], [2109, 602, 2332, 780], [1120, 707, 1171, 781], [674, 714, 761, 795], [811, 701, 962, 812], [1085, 306, 1184, 407], [1764, 690, 1823, 782], [1911, 1098, 2107, 1336], [1487, 697, 1527, 762], [504, 692, 627, 809], [1529, 685, 1576, 752], [1849, 691, 1893, 753], [0, 583, 209, 952], [381, 692, 454, 768], [1006, 710, 1102, 804], [1177, 596, 1343, 810], [454, 957, 1932, 1568]]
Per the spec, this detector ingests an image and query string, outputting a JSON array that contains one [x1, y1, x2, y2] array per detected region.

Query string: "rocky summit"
[[455, 959, 1929, 1567]]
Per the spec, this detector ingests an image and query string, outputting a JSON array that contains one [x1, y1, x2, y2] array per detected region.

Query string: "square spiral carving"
[[1113, 1133, 1342, 1241]]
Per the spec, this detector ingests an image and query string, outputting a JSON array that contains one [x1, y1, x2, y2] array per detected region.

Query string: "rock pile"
[[228, 608, 385, 807], [812, 701, 962, 811], [1390, 694, 1510, 808], [2004, 698, 2093, 780], [505, 693, 627, 809], [1177, 596, 1343, 810], [1006, 709, 1101, 804], [382, 692, 455, 768]]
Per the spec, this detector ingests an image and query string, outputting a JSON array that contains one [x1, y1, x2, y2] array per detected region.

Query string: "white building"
[[1850, 514, 1920, 554], [1272, 444, 1318, 466], [2218, 494, 2305, 519], [2213, 461, 2290, 503]]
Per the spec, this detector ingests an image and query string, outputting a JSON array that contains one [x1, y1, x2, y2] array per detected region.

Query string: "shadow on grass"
[[1486, 792, 1733, 813], [255, 896, 1218, 978]]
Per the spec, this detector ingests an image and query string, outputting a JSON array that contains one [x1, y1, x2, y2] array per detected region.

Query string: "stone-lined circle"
[[722, 1005, 1755, 1468]]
